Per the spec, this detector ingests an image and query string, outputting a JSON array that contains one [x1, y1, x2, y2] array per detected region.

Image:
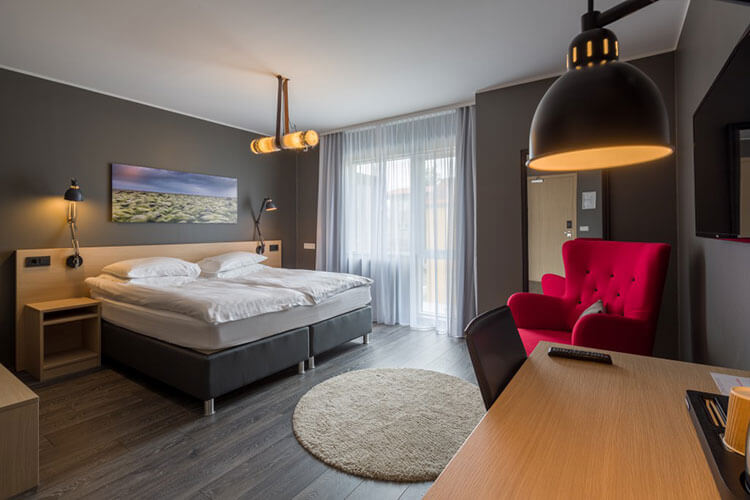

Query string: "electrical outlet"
[[269, 244, 280, 252], [25, 256, 50, 267], [304, 243, 316, 250]]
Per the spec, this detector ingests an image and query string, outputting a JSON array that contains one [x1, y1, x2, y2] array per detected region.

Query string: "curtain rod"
[[321, 99, 474, 136]]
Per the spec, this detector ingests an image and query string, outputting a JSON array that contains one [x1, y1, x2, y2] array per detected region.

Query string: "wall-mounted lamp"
[[253, 197, 277, 254], [250, 76, 319, 154], [63, 178, 84, 268], [527, 0, 673, 171]]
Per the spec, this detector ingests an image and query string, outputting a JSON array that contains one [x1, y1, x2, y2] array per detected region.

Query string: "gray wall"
[[475, 52, 679, 358], [296, 149, 320, 270], [675, 1, 750, 369], [576, 172, 605, 239], [0, 68, 298, 369]]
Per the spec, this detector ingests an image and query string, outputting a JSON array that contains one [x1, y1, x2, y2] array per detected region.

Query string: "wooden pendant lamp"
[[251, 75, 319, 154]]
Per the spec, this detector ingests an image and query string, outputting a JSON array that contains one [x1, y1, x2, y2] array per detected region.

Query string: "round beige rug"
[[292, 368, 485, 482]]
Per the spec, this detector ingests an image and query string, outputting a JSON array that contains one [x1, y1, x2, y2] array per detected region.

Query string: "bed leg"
[[308, 356, 315, 369], [204, 399, 215, 417], [298, 361, 305, 374], [363, 333, 370, 344]]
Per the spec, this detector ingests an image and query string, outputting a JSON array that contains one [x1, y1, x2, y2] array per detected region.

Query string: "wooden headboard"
[[15, 240, 281, 369]]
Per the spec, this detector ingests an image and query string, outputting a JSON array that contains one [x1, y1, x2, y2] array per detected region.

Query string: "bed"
[[15, 241, 373, 415]]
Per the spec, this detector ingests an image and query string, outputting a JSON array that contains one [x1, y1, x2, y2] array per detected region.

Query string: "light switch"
[[304, 243, 316, 250]]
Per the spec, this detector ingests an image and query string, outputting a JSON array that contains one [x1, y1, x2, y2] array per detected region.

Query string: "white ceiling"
[[0, 0, 688, 135]]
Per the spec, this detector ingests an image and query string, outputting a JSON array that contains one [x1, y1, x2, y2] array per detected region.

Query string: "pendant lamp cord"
[[283, 78, 290, 135], [275, 75, 282, 146]]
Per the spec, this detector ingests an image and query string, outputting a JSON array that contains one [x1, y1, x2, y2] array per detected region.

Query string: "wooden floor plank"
[[345, 480, 409, 500], [24, 325, 473, 499], [292, 468, 363, 500], [398, 482, 433, 500]]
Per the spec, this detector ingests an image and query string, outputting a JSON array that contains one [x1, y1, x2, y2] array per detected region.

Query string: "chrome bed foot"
[[298, 361, 305, 374], [308, 356, 315, 369], [363, 333, 370, 344], [204, 399, 215, 416]]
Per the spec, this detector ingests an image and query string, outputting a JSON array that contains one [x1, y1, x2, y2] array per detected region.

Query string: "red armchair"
[[508, 239, 670, 356]]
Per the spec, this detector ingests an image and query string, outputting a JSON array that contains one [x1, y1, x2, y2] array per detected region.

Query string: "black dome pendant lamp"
[[528, 0, 673, 171]]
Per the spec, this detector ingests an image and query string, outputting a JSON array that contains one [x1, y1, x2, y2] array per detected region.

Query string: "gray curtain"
[[448, 105, 477, 336], [315, 132, 345, 272], [316, 107, 477, 336]]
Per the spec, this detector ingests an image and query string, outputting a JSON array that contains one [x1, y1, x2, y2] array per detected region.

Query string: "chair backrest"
[[561, 239, 671, 329], [465, 305, 527, 410]]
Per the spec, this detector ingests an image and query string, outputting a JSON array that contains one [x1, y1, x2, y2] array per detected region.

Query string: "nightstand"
[[22, 297, 101, 381]]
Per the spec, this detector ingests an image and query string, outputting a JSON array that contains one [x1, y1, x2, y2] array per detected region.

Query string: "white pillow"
[[208, 264, 266, 280], [95, 273, 197, 287], [102, 257, 201, 279], [197, 251, 267, 274], [577, 299, 606, 322]]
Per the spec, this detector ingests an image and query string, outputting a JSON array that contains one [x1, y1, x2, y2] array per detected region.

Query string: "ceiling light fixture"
[[527, 0, 673, 171], [251, 75, 319, 154]]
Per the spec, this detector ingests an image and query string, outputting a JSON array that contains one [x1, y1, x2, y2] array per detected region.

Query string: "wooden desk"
[[0, 362, 39, 498], [426, 341, 750, 499]]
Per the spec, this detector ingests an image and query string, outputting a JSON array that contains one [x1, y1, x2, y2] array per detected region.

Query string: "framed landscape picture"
[[111, 163, 238, 223]]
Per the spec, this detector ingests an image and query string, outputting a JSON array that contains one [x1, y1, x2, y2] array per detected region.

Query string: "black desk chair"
[[465, 305, 527, 410]]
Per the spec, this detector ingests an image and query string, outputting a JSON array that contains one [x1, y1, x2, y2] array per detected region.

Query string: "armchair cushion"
[[577, 299, 605, 321]]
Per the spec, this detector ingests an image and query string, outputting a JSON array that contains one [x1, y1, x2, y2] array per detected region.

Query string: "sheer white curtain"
[[317, 108, 476, 336]]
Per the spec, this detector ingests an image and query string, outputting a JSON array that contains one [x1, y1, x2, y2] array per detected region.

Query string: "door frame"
[[519, 149, 610, 293]]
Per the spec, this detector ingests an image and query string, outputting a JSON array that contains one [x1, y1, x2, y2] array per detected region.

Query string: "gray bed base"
[[307, 306, 372, 369], [101, 305, 372, 416]]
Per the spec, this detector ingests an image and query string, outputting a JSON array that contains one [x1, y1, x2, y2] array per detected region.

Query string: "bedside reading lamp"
[[64, 178, 84, 268], [253, 197, 277, 254]]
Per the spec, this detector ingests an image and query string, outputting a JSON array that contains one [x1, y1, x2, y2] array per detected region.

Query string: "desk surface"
[[426, 341, 750, 499]]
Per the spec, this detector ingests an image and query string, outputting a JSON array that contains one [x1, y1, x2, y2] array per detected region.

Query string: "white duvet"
[[218, 266, 372, 304], [85, 266, 372, 324]]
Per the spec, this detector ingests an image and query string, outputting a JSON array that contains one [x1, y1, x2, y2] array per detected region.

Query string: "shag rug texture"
[[292, 368, 485, 482]]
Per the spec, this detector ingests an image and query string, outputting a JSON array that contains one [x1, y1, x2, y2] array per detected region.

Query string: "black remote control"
[[547, 346, 612, 364]]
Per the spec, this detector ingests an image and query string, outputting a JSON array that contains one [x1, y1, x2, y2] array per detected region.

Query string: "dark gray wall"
[[295, 149, 319, 270], [0, 68, 298, 369], [475, 52, 679, 358], [576, 172, 604, 239], [676, 2, 750, 369]]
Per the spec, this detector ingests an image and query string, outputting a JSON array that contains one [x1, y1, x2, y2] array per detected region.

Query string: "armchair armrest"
[[507, 292, 572, 331], [541, 274, 565, 297], [572, 314, 654, 356]]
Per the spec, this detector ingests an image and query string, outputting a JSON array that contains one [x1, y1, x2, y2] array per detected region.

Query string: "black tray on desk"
[[686, 390, 750, 498]]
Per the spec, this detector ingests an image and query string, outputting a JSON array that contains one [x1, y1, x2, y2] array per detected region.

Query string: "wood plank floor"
[[19, 324, 475, 500]]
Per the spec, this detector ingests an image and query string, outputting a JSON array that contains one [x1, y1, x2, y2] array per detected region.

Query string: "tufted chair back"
[[561, 239, 671, 330]]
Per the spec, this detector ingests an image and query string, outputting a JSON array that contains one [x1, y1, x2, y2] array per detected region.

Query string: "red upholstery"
[[517, 328, 571, 354], [508, 239, 671, 356], [541, 273, 565, 297]]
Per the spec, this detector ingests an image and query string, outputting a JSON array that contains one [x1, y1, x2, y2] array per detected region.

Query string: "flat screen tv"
[[693, 30, 750, 239]]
